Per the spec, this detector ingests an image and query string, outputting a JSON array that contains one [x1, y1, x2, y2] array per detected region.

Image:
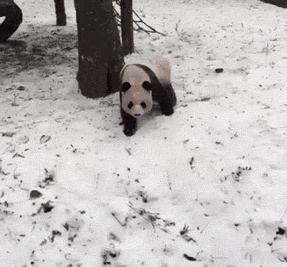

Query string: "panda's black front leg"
[[121, 108, 137, 136]]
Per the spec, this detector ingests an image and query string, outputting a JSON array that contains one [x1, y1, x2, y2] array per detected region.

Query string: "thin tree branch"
[[113, 2, 166, 36]]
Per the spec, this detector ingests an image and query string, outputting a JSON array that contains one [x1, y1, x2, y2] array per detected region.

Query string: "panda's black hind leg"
[[156, 82, 176, 116], [159, 102, 174, 116], [121, 109, 137, 136]]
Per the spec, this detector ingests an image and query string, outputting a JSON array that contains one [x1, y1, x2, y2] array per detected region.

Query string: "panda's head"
[[121, 65, 153, 118]]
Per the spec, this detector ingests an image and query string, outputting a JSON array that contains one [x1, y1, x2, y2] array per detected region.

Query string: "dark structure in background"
[[54, 0, 66, 26], [0, 0, 66, 42], [0, 0, 22, 42], [74, 0, 124, 98], [260, 0, 287, 8]]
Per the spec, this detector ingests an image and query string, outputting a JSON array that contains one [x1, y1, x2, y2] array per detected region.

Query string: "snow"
[[1, 0, 287, 266]]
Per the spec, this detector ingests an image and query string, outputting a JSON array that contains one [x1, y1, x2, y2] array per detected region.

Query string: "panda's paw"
[[124, 127, 136, 136]]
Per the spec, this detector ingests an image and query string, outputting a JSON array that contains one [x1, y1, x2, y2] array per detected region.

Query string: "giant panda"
[[120, 56, 176, 136]]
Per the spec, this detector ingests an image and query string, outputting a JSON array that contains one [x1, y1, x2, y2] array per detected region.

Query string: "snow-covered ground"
[[1, 0, 287, 266]]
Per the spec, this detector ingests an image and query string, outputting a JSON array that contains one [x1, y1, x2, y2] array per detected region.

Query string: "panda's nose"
[[134, 113, 141, 117]]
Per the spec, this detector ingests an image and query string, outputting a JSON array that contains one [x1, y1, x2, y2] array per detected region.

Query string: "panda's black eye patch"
[[128, 101, 134, 109], [142, 81, 152, 91], [141, 102, 147, 108], [121, 82, 131, 92]]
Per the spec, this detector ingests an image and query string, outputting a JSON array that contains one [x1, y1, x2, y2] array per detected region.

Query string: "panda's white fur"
[[120, 55, 176, 136]]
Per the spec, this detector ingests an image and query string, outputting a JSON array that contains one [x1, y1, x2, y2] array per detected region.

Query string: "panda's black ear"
[[121, 82, 131, 92], [142, 81, 152, 91]]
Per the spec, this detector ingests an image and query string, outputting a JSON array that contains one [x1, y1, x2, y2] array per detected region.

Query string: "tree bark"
[[120, 0, 134, 55], [54, 0, 66, 26], [74, 0, 123, 98], [260, 0, 287, 8]]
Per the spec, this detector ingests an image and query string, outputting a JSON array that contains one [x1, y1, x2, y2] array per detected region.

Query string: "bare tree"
[[74, 0, 123, 98], [54, 0, 66, 26], [260, 0, 287, 8], [120, 0, 134, 55]]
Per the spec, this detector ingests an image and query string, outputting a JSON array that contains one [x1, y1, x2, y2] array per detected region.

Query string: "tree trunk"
[[120, 0, 134, 55], [260, 0, 287, 8], [74, 0, 123, 98], [54, 0, 66, 26]]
